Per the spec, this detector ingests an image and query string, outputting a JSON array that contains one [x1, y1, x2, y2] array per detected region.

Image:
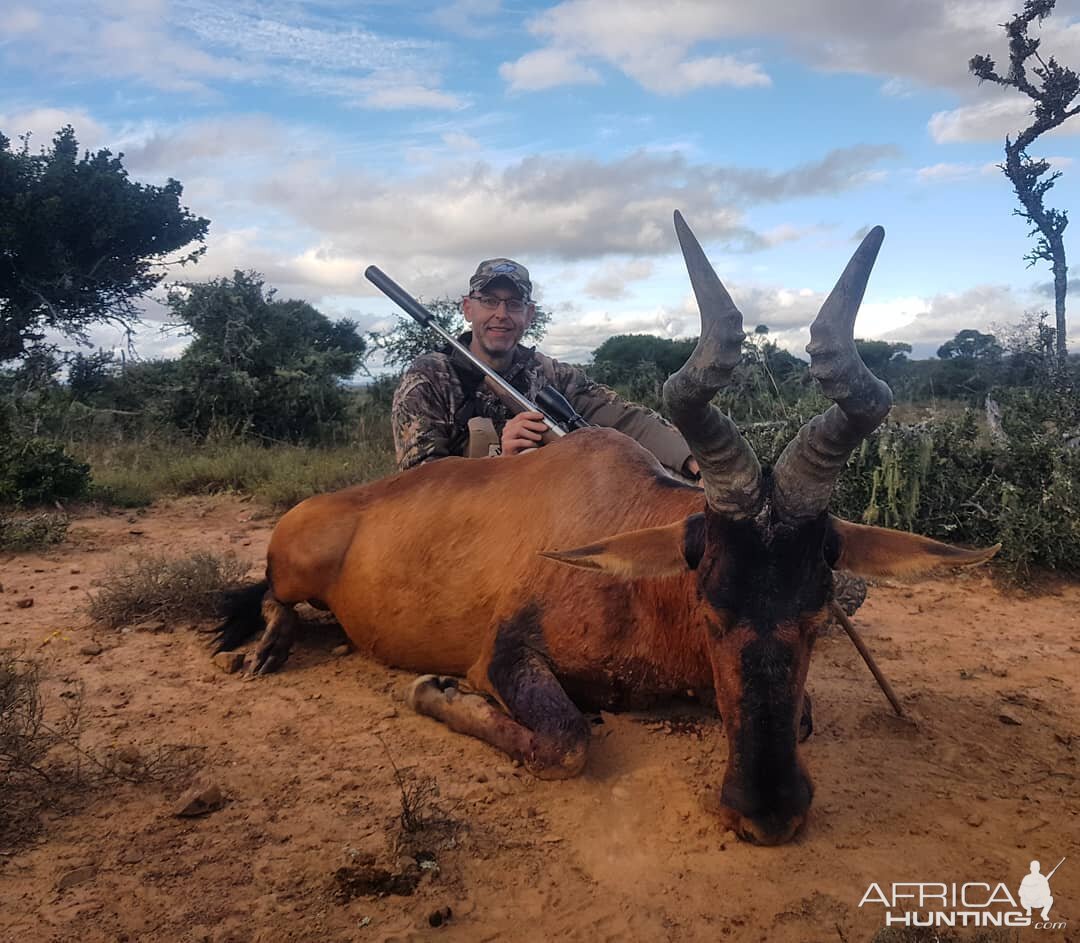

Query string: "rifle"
[[365, 265, 590, 443]]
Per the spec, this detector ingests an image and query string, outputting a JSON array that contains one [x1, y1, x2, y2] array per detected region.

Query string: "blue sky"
[[2, 0, 1079, 365]]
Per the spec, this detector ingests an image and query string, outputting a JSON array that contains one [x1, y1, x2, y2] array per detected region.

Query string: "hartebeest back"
[[215, 212, 998, 845]]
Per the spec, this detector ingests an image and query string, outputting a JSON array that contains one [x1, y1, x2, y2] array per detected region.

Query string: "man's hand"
[[501, 411, 549, 455]]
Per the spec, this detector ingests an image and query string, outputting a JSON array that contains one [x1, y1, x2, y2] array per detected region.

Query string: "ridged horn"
[[772, 226, 893, 521], [662, 211, 762, 518]]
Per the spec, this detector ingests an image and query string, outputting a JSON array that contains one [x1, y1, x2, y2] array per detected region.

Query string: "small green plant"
[[88, 551, 251, 628]]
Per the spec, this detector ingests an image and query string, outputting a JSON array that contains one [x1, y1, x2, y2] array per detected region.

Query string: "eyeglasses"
[[469, 294, 529, 315]]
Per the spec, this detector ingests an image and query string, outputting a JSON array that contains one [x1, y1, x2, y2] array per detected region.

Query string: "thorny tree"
[[0, 126, 209, 363], [970, 0, 1079, 367]]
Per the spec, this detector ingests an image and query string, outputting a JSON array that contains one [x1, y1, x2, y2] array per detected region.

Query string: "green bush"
[[0, 436, 90, 506]]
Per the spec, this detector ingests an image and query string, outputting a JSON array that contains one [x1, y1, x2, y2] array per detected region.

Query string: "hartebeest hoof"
[[406, 674, 460, 711], [241, 594, 300, 676]]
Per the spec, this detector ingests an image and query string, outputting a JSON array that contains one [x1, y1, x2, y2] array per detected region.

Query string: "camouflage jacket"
[[391, 333, 693, 474]]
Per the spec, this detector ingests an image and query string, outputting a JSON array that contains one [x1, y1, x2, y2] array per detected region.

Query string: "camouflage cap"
[[469, 258, 532, 302]]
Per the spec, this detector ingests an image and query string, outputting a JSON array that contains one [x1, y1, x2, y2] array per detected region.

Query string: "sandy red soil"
[[1, 495, 1078, 943]]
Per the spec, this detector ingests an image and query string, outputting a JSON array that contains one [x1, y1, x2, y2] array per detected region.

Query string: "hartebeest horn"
[[771, 227, 893, 521], [663, 211, 762, 517]]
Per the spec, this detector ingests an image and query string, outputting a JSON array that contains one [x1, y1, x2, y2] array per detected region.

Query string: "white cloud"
[[881, 284, 1029, 347], [500, 48, 602, 92], [430, 0, 503, 37], [646, 56, 770, 94], [915, 162, 987, 183], [0, 6, 41, 34], [118, 115, 286, 173], [929, 96, 1037, 143], [362, 85, 466, 111], [0, 107, 106, 149], [244, 145, 898, 300], [441, 131, 481, 151], [506, 0, 1080, 97], [542, 303, 697, 362], [583, 260, 655, 300], [0, 0, 464, 110]]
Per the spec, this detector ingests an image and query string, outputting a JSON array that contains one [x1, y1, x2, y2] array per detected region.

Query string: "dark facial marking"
[[698, 507, 833, 635]]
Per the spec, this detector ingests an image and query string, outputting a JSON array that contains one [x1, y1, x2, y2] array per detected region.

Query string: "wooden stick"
[[830, 601, 906, 718]]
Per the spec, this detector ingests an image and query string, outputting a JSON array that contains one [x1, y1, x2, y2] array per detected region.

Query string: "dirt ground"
[[1, 495, 1078, 943]]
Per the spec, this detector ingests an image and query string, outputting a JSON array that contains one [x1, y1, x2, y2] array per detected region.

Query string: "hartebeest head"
[[547, 212, 997, 845]]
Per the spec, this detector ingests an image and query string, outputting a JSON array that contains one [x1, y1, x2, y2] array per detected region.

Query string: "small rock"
[[998, 710, 1023, 726], [173, 779, 225, 817], [131, 620, 167, 632], [56, 865, 96, 890], [115, 745, 141, 764], [428, 906, 453, 928], [611, 786, 631, 801], [495, 779, 513, 796], [379, 707, 398, 720], [966, 813, 985, 827], [15, 598, 33, 609], [79, 641, 103, 656], [70, 568, 81, 575], [331, 643, 351, 656], [212, 651, 245, 674], [118, 847, 144, 865]]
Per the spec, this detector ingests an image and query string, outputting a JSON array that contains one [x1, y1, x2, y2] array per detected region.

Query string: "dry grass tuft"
[[88, 551, 251, 629], [0, 654, 80, 791], [0, 511, 70, 551], [0, 649, 204, 849]]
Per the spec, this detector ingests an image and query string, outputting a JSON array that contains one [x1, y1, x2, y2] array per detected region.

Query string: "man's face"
[[462, 278, 534, 361]]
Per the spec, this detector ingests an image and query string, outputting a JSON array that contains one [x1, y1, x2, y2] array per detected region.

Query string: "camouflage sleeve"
[[391, 367, 455, 471], [547, 359, 694, 474]]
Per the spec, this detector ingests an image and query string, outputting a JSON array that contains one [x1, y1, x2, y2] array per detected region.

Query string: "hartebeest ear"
[[828, 517, 1000, 576], [541, 514, 705, 579]]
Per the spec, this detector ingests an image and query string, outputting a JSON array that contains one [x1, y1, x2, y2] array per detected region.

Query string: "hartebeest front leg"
[[408, 650, 589, 780]]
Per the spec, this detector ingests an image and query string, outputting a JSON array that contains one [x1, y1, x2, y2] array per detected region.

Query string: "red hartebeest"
[[215, 213, 998, 845]]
